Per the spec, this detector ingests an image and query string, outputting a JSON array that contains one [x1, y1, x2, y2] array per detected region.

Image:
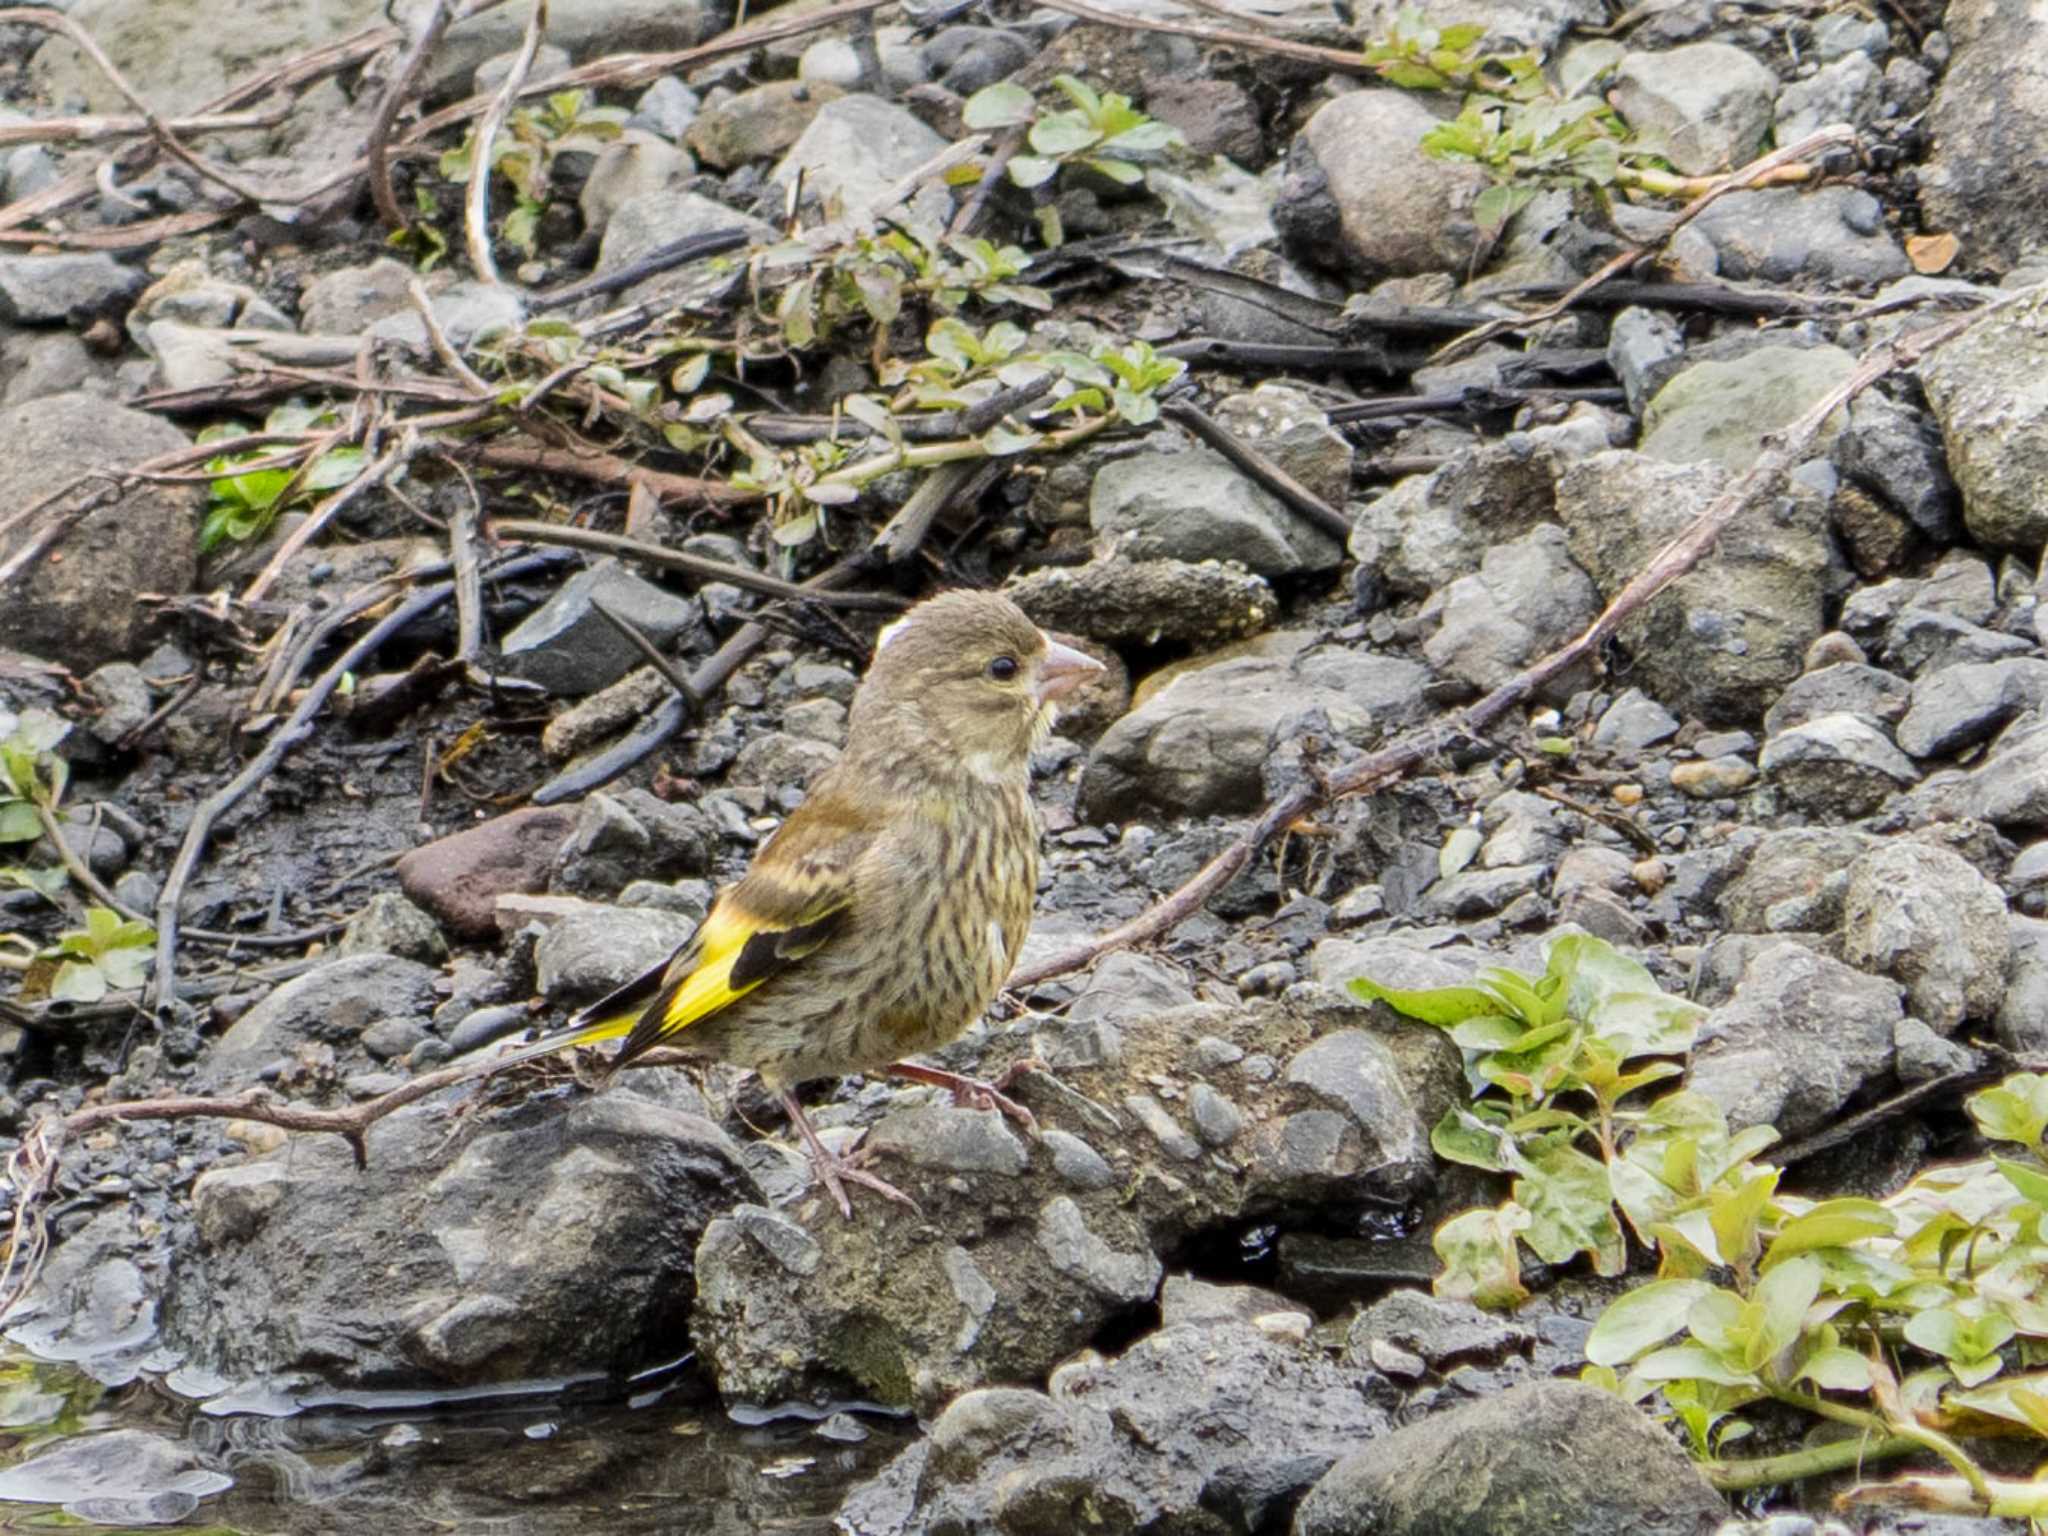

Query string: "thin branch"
[[367, 0, 459, 234], [488, 518, 907, 609], [0, 105, 288, 146], [1161, 400, 1351, 543], [464, 0, 548, 287], [239, 436, 413, 606]]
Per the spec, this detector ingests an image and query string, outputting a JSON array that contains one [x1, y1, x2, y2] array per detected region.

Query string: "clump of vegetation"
[[1363, 8, 1690, 240], [198, 402, 367, 552], [438, 88, 628, 258], [962, 74, 1185, 244], [39, 907, 155, 1004], [1355, 935, 2048, 1513]]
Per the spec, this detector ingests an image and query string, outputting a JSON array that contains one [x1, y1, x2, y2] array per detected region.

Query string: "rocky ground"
[[2, 0, 2048, 1529]]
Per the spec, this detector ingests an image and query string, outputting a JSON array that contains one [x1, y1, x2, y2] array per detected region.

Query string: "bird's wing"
[[502, 787, 882, 1074]]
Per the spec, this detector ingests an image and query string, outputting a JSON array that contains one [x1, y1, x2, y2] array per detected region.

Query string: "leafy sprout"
[[198, 402, 367, 552], [0, 708, 67, 848], [440, 88, 628, 256], [43, 906, 154, 1004], [963, 75, 1185, 192]]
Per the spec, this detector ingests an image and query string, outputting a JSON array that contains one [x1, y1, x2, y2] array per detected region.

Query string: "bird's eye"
[[987, 655, 1019, 682]]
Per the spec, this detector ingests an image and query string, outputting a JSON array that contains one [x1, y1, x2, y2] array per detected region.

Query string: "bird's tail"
[[473, 1007, 641, 1075]]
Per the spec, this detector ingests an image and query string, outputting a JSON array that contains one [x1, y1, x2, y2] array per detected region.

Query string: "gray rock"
[[867, 1105, 1030, 1176], [1480, 790, 1570, 868], [1421, 862, 1549, 917], [1079, 635, 1431, 819], [1774, 51, 1886, 144], [1005, 554, 1277, 648], [298, 258, 415, 336], [630, 75, 700, 141], [1896, 659, 2048, 758], [1952, 718, 2048, 830], [1884, 609, 2033, 675], [770, 93, 949, 225], [1042, 1129, 1116, 1190], [1209, 384, 1354, 507], [167, 1095, 753, 1398], [0, 253, 144, 323], [1717, 826, 1875, 931], [1295, 1380, 1724, 1536], [1815, 10, 1891, 58], [207, 954, 442, 1078], [533, 906, 696, 1004], [1606, 305, 1687, 416], [0, 394, 200, 668], [1610, 43, 1780, 175], [551, 787, 716, 897], [727, 730, 841, 795], [1687, 186, 1908, 289], [1995, 915, 2048, 1054], [688, 79, 843, 169], [5, 1205, 163, 1388], [1344, 1288, 1531, 1370], [1350, 439, 1561, 598], [1920, 549, 1998, 622], [82, 662, 152, 746], [1920, 285, 2048, 549], [499, 558, 702, 696], [1760, 712, 1920, 816], [922, 25, 1032, 95], [1762, 662, 1911, 737], [1187, 1081, 1246, 1146], [1560, 450, 1824, 723], [799, 24, 928, 91], [1121, 1094, 1202, 1162], [594, 189, 775, 309], [1895, 1015, 1979, 1083], [1841, 841, 2010, 1032], [1090, 448, 1341, 576], [337, 892, 448, 963], [1276, 90, 1486, 280], [1641, 345, 1857, 471], [1690, 941, 1903, 1136], [1919, 0, 2048, 268], [577, 132, 695, 236], [848, 1318, 1384, 1536], [1593, 688, 1682, 750], [1421, 523, 1600, 696]]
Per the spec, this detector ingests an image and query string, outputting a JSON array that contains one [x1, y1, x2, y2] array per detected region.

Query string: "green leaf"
[[1972, 1075, 2048, 1149], [1431, 1106, 1512, 1171], [1796, 1345, 1872, 1391], [1029, 111, 1102, 157], [1632, 1342, 1760, 1389], [1750, 1255, 1821, 1369], [49, 959, 106, 1005], [1007, 154, 1059, 189], [1050, 74, 1103, 120], [1082, 156, 1145, 186], [1446, 1014, 1540, 1051], [671, 353, 712, 393], [1473, 181, 1535, 240], [1764, 1199, 1897, 1266], [1586, 1279, 1715, 1365], [978, 421, 1042, 456], [1431, 1203, 1530, 1310], [0, 802, 39, 843], [304, 445, 367, 491], [1380, 59, 1452, 89], [1100, 121, 1183, 155], [1349, 975, 1519, 1028], [963, 81, 1038, 129], [1996, 1156, 2048, 1208], [1514, 1142, 1624, 1273]]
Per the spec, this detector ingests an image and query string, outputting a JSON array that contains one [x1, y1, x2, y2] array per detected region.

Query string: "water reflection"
[[0, 1351, 912, 1534]]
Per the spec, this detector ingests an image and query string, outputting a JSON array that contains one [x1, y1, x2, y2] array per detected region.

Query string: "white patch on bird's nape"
[[875, 611, 919, 653]]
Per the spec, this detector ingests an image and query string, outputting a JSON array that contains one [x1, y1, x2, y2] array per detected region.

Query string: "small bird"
[[494, 589, 1103, 1216]]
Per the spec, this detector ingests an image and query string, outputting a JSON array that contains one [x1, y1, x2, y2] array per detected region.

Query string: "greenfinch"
[[496, 589, 1103, 1216]]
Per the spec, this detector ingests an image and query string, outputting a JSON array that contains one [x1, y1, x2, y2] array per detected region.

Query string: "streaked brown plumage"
[[496, 589, 1102, 1215]]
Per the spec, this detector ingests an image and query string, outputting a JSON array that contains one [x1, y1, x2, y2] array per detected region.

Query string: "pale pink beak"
[[1036, 635, 1104, 705]]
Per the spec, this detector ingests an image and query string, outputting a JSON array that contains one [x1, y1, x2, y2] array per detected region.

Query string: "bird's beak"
[[1036, 636, 1104, 705]]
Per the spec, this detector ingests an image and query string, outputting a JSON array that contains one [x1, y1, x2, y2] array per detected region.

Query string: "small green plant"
[[439, 88, 628, 256], [199, 402, 367, 552], [1354, 931, 1705, 1305], [762, 226, 1051, 352], [0, 709, 66, 848], [42, 906, 154, 1003], [963, 75, 1185, 192], [1365, 8, 1684, 241]]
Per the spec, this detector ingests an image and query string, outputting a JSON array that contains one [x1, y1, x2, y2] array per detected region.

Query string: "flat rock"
[[397, 806, 579, 939], [1841, 840, 2011, 1032], [1609, 42, 1779, 175], [1090, 447, 1342, 576]]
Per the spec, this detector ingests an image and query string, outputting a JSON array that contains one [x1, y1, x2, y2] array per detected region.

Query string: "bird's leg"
[[779, 1089, 921, 1220], [884, 1060, 1041, 1135]]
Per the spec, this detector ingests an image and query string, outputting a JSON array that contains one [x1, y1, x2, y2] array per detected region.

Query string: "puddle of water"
[[0, 1350, 912, 1535]]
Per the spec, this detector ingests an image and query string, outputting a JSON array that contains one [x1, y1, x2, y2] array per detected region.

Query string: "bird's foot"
[[885, 1059, 1042, 1136], [780, 1089, 920, 1220]]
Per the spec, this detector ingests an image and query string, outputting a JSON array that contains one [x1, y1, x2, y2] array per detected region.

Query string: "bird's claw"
[[885, 1060, 1041, 1136], [810, 1144, 922, 1221]]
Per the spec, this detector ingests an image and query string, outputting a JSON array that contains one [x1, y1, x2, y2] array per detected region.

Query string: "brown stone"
[[397, 807, 579, 939]]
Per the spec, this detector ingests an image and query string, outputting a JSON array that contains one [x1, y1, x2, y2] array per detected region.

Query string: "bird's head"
[[856, 590, 1103, 781]]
